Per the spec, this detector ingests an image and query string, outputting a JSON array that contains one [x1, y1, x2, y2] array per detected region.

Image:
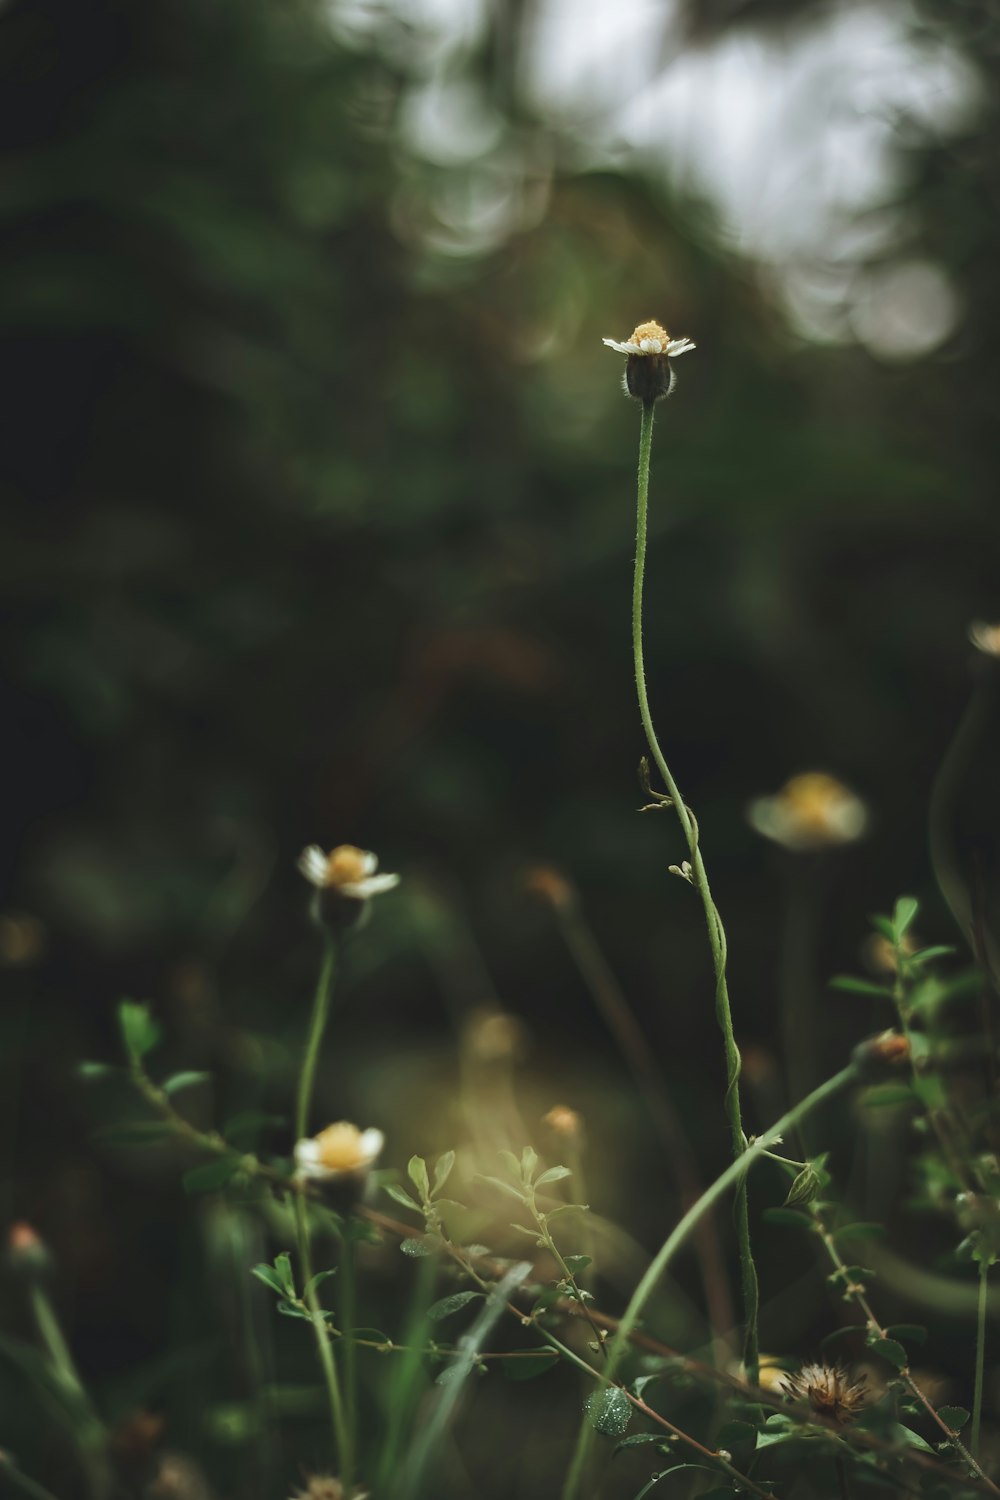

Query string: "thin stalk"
[[341, 1233, 359, 1453], [631, 397, 758, 1377], [561, 1065, 856, 1500], [293, 935, 353, 1484], [29, 1282, 108, 1498], [973, 1258, 989, 1460]]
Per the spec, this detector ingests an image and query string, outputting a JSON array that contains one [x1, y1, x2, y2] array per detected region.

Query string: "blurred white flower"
[[969, 621, 1000, 657], [294, 1121, 385, 1182], [748, 773, 867, 852], [297, 844, 399, 900]]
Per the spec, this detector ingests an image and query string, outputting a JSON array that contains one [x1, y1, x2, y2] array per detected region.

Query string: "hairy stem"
[[632, 397, 758, 1376]]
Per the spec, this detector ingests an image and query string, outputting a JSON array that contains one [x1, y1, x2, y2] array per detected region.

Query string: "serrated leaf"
[[427, 1291, 483, 1322], [118, 999, 161, 1062], [936, 1405, 970, 1432], [408, 1155, 430, 1201], [183, 1157, 243, 1194], [163, 1071, 211, 1095], [400, 1237, 434, 1258], [585, 1386, 631, 1436], [867, 1337, 907, 1370], [431, 1150, 456, 1197], [383, 1184, 421, 1213], [535, 1165, 572, 1187], [893, 896, 919, 938], [500, 1348, 559, 1382]]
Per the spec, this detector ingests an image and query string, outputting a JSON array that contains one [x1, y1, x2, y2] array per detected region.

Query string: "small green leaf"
[[867, 1337, 907, 1370], [613, 1433, 665, 1455], [936, 1405, 970, 1432], [562, 1254, 592, 1276], [886, 1421, 933, 1452], [274, 1252, 295, 1297], [884, 1323, 927, 1345], [784, 1164, 823, 1207], [762, 1207, 814, 1230], [893, 896, 919, 938], [304, 1269, 338, 1299], [183, 1157, 243, 1194], [836, 1222, 887, 1241], [501, 1348, 559, 1382], [118, 1000, 161, 1063], [585, 1386, 631, 1436], [478, 1174, 528, 1202], [427, 1291, 483, 1322], [77, 1061, 117, 1080], [251, 1264, 286, 1295], [408, 1155, 430, 1202], [521, 1145, 538, 1179], [535, 1165, 572, 1187], [163, 1071, 211, 1095], [431, 1150, 456, 1197], [830, 976, 893, 999], [400, 1237, 434, 1258], [383, 1184, 421, 1213], [498, 1149, 521, 1179], [275, 1300, 312, 1321]]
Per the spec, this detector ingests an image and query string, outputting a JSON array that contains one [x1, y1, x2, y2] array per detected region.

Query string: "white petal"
[[638, 337, 664, 353], [361, 850, 379, 876], [602, 338, 641, 355], [666, 338, 696, 357], [358, 1127, 385, 1164], [340, 871, 400, 899], [297, 846, 328, 886], [294, 1138, 321, 1166]]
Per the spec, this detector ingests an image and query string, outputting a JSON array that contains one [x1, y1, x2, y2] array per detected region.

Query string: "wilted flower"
[[748, 773, 867, 852], [602, 318, 696, 402], [294, 1121, 385, 1183], [782, 1363, 868, 1425], [969, 621, 1000, 657]]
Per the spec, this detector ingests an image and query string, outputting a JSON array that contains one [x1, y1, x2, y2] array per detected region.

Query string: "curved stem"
[[561, 1065, 857, 1500], [296, 934, 337, 1143], [632, 397, 759, 1377]]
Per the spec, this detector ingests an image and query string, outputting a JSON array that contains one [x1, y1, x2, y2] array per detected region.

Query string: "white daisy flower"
[[296, 843, 400, 900], [294, 1121, 386, 1182], [602, 319, 696, 401], [748, 773, 867, 852]]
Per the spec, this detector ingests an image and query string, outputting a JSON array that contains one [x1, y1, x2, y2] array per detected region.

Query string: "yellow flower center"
[[314, 1121, 369, 1171], [543, 1104, 582, 1138], [324, 845, 369, 887], [629, 319, 669, 348], [778, 773, 847, 831]]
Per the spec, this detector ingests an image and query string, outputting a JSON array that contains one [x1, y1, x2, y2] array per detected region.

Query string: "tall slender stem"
[[293, 934, 353, 1485], [631, 397, 759, 1378], [973, 1257, 989, 1459], [561, 1065, 857, 1500]]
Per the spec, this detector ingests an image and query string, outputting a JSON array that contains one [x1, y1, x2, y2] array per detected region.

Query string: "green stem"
[[341, 1232, 359, 1454], [632, 397, 759, 1377], [295, 1196, 353, 1487], [29, 1283, 108, 1498], [973, 1257, 989, 1459], [296, 934, 337, 1143], [561, 1065, 856, 1500], [293, 935, 354, 1484]]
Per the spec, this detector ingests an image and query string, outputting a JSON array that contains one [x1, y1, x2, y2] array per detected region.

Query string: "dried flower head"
[[542, 1104, 583, 1141], [602, 318, 696, 402], [747, 773, 867, 852], [969, 621, 1000, 657], [523, 865, 575, 912], [782, 1363, 868, 1425], [852, 1029, 910, 1081], [294, 1121, 385, 1183]]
